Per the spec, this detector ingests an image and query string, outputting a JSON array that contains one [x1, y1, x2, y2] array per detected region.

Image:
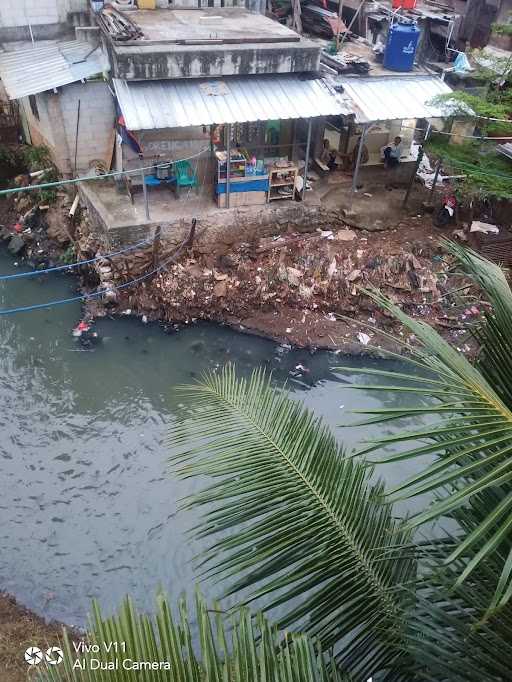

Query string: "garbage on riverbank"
[[100, 219, 481, 355], [0, 181, 482, 355]]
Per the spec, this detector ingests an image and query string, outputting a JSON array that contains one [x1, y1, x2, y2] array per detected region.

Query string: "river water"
[[0, 249, 427, 628]]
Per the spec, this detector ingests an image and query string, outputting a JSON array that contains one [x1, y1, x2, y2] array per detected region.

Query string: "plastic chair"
[[175, 160, 198, 196]]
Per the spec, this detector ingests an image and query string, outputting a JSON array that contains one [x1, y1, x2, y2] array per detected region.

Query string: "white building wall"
[[0, 1, 59, 28], [20, 92, 56, 149], [19, 81, 115, 177], [0, 0, 88, 29], [59, 80, 116, 174]]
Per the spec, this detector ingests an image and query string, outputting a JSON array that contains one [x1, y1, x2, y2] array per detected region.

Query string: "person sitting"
[[382, 136, 403, 168], [349, 138, 369, 171], [320, 138, 338, 171]]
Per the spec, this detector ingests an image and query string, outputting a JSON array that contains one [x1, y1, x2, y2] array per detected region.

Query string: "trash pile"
[[112, 222, 479, 352], [0, 169, 79, 268]]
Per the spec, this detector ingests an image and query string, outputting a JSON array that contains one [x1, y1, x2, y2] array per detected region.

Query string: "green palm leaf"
[[340, 242, 512, 616], [168, 366, 416, 679], [406, 527, 512, 682], [38, 590, 349, 682]]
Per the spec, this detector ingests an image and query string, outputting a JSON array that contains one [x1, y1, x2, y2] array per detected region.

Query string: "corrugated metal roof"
[[339, 76, 453, 123], [113, 75, 350, 130], [497, 143, 512, 161], [0, 41, 108, 100]]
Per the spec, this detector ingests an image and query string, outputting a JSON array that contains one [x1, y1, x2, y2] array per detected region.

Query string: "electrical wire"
[[0, 235, 155, 282], [0, 146, 211, 198], [399, 123, 512, 141], [0, 235, 189, 317]]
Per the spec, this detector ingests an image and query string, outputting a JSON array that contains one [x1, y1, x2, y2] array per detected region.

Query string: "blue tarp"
[[216, 179, 269, 194]]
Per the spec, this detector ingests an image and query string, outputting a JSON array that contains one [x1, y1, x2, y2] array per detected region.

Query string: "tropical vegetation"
[[426, 136, 512, 200], [40, 242, 512, 681], [427, 47, 512, 201]]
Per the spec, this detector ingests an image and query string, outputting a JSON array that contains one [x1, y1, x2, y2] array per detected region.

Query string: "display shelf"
[[268, 163, 298, 202], [268, 194, 294, 201], [215, 150, 248, 182]]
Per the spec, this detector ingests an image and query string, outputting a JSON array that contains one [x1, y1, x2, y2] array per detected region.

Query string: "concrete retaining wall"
[[80, 178, 349, 249]]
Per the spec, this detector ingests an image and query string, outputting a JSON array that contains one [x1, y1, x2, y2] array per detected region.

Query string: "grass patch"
[[426, 138, 512, 200]]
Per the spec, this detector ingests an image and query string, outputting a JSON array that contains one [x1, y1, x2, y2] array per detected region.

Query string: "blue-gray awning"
[[0, 41, 109, 100], [113, 74, 351, 130], [338, 75, 453, 123]]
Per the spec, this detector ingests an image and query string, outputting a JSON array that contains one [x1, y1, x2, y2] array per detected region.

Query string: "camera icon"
[[24, 646, 64, 666], [24, 647, 44, 665], [46, 647, 64, 665]]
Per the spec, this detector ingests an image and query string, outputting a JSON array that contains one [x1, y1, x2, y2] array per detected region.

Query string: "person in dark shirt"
[[382, 136, 403, 168]]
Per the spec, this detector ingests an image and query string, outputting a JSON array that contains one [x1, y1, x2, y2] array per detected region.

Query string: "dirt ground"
[[0, 593, 69, 682], [100, 212, 479, 357]]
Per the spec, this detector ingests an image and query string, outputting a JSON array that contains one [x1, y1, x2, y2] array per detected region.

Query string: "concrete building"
[[0, 0, 113, 175], [0, 40, 115, 176], [0, 1, 456, 245], [101, 8, 321, 80], [0, 0, 90, 42]]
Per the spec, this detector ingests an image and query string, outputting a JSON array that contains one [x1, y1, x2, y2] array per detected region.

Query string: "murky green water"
[[0, 249, 428, 628]]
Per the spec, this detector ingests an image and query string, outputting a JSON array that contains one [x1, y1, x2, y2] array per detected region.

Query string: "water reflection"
[[0, 252, 430, 627]]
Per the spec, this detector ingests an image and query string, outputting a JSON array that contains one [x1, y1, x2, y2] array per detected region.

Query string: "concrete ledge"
[[112, 43, 321, 80], [80, 177, 348, 247], [79, 181, 158, 246]]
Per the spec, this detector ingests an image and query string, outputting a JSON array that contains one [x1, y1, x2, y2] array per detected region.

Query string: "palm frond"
[[406, 530, 512, 682], [38, 590, 350, 682], [338, 243, 512, 616], [168, 366, 416, 679], [445, 239, 512, 406]]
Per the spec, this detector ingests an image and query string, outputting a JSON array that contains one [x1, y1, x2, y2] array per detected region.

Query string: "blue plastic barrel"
[[383, 22, 421, 72]]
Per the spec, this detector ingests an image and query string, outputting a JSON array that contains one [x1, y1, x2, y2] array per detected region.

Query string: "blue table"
[[144, 174, 177, 188]]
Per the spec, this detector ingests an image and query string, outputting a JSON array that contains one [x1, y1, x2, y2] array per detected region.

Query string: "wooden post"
[[186, 218, 197, 249], [73, 99, 81, 177], [152, 225, 161, 268], [226, 124, 232, 209], [141, 160, 150, 221], [336, 1, 344, 52], [351, 124, 368, 194], [291, 119, 299, 162], [402, 146, 424, 209], [429, 158, 442, 202], [302, 118, 312, 201]]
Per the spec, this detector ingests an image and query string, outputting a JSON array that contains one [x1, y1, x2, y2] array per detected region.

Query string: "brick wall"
[[122, 126, 212, 187]]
